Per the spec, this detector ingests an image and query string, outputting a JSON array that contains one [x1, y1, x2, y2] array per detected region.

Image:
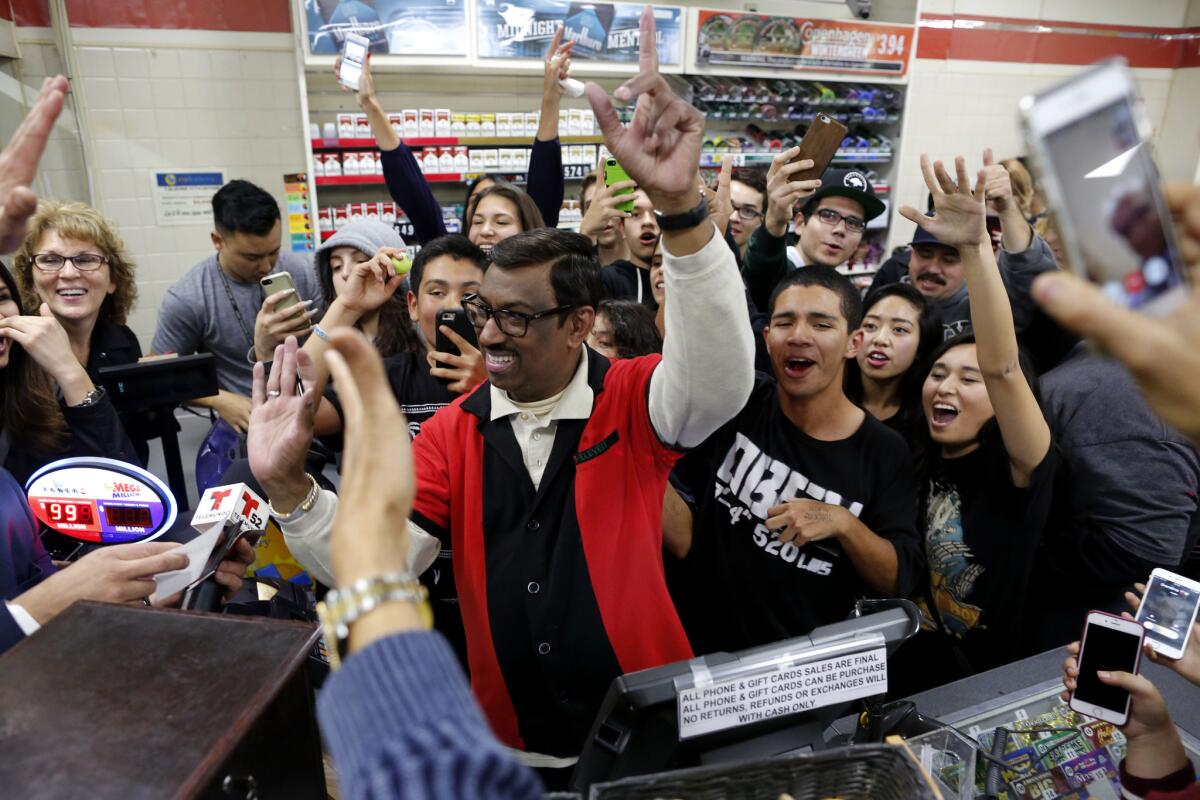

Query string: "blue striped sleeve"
[[317, 631, 544, 800]]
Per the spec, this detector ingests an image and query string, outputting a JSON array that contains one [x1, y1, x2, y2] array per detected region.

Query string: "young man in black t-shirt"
[[671, 268, 923, 655]]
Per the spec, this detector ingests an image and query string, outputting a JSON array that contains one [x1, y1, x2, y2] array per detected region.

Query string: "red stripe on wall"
[[12, 0, 290, 31], [12, 0, 48, 27], [917, 14, 1200, 68]]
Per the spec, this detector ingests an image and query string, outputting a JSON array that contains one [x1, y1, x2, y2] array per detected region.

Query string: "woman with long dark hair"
[[895, 155, 1055, 691], [844, 282, 942, 445]]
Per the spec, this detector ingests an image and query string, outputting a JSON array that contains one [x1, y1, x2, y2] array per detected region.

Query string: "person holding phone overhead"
[[339, 27, 572, 243], [888, 153, 1057, 695], [741, 153, 885, 312]]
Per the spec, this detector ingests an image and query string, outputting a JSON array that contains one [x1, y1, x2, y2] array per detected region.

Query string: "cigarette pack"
[[439, 147, 455, 173], [469, 149, 486, 172], [419, 109, 435, 137], [483, 148, 499, 169], [317, 207, 333, 232], [454, 146, 469, 172], [422, 148, 441, 173], [333, 206, 348, 229], [451, 113, 467, 136], [387, 113, 403, 136], [354, 113, 370, 139], [525, 112, 540, 136], [465, 114, 481, 137], [402, 109, 419, 138], [337, 113, 356, 139], [435, 109, 452, 137], [480, 113, 496, 136]]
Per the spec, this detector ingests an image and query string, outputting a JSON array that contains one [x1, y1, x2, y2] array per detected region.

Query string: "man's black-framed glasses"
[[732, 204, 763, 222], [814, 207, 867, 233], [462, 293, 576, 338]]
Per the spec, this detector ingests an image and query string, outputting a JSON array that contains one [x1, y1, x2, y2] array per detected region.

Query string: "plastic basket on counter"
[[585, 743, 943, 800]]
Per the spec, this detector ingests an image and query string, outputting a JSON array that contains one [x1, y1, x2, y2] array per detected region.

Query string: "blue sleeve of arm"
[[527, 137, 562, 228], [317, 631, 543, 800], [380, 144, 448, 246]]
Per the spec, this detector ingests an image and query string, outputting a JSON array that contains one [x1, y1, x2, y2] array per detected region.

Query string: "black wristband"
[[654, 195, 710, 232]]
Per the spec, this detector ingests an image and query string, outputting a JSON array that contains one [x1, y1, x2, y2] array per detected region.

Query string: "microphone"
[[151, 482, 267, 610]]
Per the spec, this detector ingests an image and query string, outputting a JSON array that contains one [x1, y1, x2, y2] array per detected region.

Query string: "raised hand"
[[764, 148, 820, 236], [0, 302, 96, 403], [899, 154, 987, 248], [702, 157, 734, 236], [336, 248, 405, 316], [336, 52, 376, 110], [0, 75, 68, 254], [247, 336, 317, 512], [324, 328, 414, 586], [980, 148, 1013, 213], [580, 178, 634, 241], [583, 6, 704, 215], [542, 25, 574, 102]]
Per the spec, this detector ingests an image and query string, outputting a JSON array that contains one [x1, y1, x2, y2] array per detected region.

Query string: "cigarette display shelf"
[[311, 135, 606, 151]]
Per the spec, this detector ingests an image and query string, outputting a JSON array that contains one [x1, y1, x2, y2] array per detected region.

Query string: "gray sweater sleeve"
[[998, 229, 1059, 333]]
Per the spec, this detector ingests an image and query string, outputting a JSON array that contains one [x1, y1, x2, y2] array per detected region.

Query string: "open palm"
[[0, 75, 67, 253], [247, 339, 317, 489], [900, 154, 987, 248], [583, 6, 704, 210]]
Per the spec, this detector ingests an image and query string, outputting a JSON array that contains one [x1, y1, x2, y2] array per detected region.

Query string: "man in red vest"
[[246, 7, 754, 779]]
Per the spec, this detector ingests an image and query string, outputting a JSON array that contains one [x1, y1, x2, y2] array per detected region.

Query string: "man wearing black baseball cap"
[[741, 147, 885, 312]]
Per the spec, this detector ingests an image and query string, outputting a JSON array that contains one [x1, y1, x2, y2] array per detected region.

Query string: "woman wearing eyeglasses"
[[9, 202, 147, 473]]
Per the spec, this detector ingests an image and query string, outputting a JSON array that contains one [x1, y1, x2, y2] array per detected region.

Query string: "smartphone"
[[1135, 568, 1200, 660], [1069, 610, 1145, 725], [604, 157, 636, 214], [790, 113, 848, 181], [260, 272, 302, 312], [1020, 58, 1187, 316], [433, 308, 479, 386], [339, 33, 370, 91]]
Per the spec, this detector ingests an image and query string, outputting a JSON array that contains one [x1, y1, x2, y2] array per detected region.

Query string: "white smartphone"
[[1136, 568, 1200, 660], [339, 33, 370, 92], [1069, 610, 1145, 726], [1019, 58, 1188, 316]]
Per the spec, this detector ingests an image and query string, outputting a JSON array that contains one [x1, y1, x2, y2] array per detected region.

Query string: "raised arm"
[[526, 28, 573, 228], [336, 55, 447, 244], [585, 7, 753, 448], [902, 154, 1050, 485]]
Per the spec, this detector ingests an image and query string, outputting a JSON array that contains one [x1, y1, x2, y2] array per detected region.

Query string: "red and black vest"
[[411, 350, 693, 755]]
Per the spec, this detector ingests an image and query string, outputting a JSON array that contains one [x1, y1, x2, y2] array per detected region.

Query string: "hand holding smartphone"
[[261, 272, 302, 312], [338, 33, 371, 92], [604, 158, 636, 214], [1069, 610, 1145, 725], [789, 113, 847, 181], [1135, 568, 1200, 661], [433, 309, 479, 387], [1020, 58, 1188, 316]]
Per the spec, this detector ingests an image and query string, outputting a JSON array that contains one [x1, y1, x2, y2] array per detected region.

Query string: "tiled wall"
[[890, 0, 1199, 250], [0, 39, 89, 210], [10, 27, 306, 349]]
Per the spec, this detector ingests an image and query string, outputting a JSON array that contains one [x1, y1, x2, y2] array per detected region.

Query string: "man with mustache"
[[871, 149, 1059, 340]]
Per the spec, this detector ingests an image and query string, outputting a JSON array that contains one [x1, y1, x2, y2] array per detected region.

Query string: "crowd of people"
[[1, 8, 1199, 798]]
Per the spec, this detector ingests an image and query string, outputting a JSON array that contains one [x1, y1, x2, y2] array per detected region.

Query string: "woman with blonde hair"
[[12, 201, 150, 463]]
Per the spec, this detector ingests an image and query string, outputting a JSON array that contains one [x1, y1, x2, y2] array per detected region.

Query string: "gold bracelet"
[[268, 473, 320, 522], [317, 573, 433, 670]]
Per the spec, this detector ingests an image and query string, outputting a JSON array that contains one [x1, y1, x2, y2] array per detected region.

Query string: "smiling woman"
[[10, 202, 151, 465]]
